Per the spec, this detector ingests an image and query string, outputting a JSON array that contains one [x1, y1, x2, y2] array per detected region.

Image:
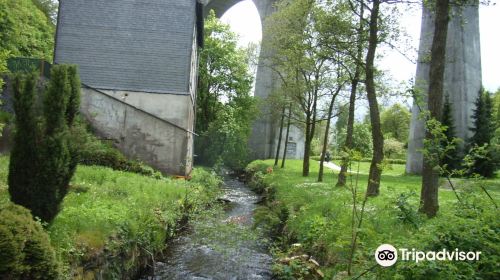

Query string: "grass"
[[249, 159, 500, 279], [0, 155, 221, 278]]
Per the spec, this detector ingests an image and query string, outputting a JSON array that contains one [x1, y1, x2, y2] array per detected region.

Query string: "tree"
[[466, 89, 496, 177], [266, 0, 342, 177], [195, 11, 256, 169], [380, 103, 411, 143], [420, 0, 450, 218], [0, 50, 7, 89], [0, 0, 55, 61], [318, 87, 342, 182], [281, 103, 293, 168], [8, 74, 38, 219], [440, 95, 460, 172], [31, 0, 58, 24], [352, 122, 373, 157], [8, 65, 80, 222], [65, 65, 81, 185], [365, 0, 384, 196], [331, 0, 366, 187]]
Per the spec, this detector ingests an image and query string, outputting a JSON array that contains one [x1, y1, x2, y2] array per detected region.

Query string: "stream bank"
[[139, 177, 272, 280]]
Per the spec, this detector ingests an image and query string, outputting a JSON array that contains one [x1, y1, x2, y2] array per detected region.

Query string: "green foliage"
[[384, 138, 406, 159], [381, 201, 499, 280], [195, 10, 253, 133], [30, 0, 58, 24], [195, 11, 257, 170], [247, 159, 500, 278], [440, 95, 461, 172], [8, 73, 39, 217], [0, 49, 8, 90], [0, 203, 61, 279], [381, 103, 411, 143], [393, 191, 422, 228], [351, 123, 373, 157], [1, 155, 221, 278], [466, 89, 497, 177], [65, 65, 80, 126], [335, 122, 373, 157], [37, 65, 72, 222], [8, 65, 80, 222], [69, 118, 159, 177], [0, 0, 55, 60], [198, 97, 257, 170]]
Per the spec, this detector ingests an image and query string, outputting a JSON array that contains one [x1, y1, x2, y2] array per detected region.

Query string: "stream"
[[139, 177, 272, 280]]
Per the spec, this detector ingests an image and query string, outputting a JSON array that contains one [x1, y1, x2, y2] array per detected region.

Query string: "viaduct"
[[55, 0, 304, 176], [54, 0, 481, 176], [406, 5, 482, 174]]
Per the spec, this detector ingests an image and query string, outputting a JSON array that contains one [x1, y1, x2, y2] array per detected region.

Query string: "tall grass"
[[249, 159, 499, 279], [0, 156, 221, 278]]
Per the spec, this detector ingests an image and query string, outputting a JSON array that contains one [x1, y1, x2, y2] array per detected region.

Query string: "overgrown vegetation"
[[0, 0, 55, 61], [8, 66, 79, 223], [467, 89, 498, 178], [246, 159, 499, 279], [0, 156, 221, 279], [195, 10, 257, 170], [0, 203, 61, 279], [71, 117, 161, 177]]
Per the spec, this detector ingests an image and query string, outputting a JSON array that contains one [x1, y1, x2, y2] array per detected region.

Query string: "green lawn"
[[250, 159, 499, 279], [0, 156, 221, 278]]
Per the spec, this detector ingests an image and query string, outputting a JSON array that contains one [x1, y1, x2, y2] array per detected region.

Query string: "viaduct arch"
[[204, 0, 304, 160]]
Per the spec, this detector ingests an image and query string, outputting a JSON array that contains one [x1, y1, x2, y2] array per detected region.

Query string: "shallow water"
[[139, 178, 272, 280]]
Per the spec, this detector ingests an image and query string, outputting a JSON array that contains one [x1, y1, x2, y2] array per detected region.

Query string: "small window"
[[289, 136, 294, 141]]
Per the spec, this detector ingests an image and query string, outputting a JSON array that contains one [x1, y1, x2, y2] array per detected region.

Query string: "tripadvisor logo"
[[375, 244, 482, 267]]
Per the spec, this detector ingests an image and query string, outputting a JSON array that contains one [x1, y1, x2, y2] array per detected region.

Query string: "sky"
[[220, 0, 500, 92]]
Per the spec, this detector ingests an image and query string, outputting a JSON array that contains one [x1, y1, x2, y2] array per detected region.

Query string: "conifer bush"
[[0, 203, 61, 279], [8, 73, 39, 218], [8, 65, 81, 222], [441, 95, 461, 173], [467, 90, 497, 177]]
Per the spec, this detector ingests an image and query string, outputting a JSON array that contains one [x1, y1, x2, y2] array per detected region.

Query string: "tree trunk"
[[337, 76, 360, 186], [274, 105, 286, 166], [337, 1, 364, 187], [303, 88, 318, 177], [318, 92, 337, 182], [281, 103, 292, 168], [303, 112, 312, 176], [365, 0, 384, 197], [420, 0, 450, 218]]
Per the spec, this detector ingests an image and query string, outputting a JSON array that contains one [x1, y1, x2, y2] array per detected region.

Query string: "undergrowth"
[[246, 159, 500, 280], [0, 156, 221, 279]]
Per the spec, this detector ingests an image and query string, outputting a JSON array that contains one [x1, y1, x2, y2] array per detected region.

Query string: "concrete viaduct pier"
[[406, 4, 482, 174]]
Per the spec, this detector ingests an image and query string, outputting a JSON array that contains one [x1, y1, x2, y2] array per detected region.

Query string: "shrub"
[[8, 73, 40, 217], [0, 203, 61, 279], [380, 208, 499, 280], [384, 138, 406, 159], [9, 65, 80, 222], [70, 118, 159, 177]]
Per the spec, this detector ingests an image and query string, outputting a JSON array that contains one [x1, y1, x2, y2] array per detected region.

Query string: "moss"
[[0, 203, 61, 279]]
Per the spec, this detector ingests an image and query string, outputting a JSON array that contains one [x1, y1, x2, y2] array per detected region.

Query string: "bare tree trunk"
[[337, 1, 364, 187], [318, 92, 338, 182], [303, 112, 312, 176], [365, 0, 384, 197], [274, 106, 286, 166], [281, 103, 292, 168], [420, 0, 450, 218], [303, 88, 318, 177], [337, 76, 360, 186]]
